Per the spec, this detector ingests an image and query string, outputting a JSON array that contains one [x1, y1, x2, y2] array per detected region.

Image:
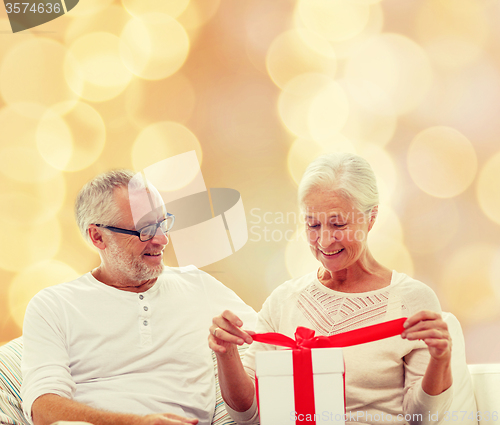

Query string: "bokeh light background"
[[1, 0, 500, 363]]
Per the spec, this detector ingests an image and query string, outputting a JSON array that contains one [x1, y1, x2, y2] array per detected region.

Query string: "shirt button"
[[143, 306, 148, 311], [139, 295, 144, 300], [143, 320, 148, 326]]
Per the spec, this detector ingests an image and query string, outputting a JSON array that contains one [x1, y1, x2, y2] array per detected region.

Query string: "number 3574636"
[[5, 3, 62, 13]]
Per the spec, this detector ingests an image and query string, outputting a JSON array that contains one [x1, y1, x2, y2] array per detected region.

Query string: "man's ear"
[[88, 225, 107, 250], [368, 206, 378, 231]]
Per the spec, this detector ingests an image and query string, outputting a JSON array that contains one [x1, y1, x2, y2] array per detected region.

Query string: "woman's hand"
[[402, 310, 452, 361], [209, 310, 255, 355]]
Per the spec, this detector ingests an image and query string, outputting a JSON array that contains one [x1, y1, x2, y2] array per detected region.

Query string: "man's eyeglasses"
[[95, 213, 175, 242]]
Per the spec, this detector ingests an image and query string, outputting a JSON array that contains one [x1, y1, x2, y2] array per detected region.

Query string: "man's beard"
[[107, 238, 164, 282]]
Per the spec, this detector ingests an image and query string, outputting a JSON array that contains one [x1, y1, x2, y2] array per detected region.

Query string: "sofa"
[[1, 313, 498, 425]]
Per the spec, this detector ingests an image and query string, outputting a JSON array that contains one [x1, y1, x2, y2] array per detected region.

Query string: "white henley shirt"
[[21, 266, 257, 425]]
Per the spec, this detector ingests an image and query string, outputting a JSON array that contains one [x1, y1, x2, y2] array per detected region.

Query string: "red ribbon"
[[253, 318, 407, 425]]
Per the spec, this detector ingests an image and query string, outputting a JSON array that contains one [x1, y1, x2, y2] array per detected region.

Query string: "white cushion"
[[468, 363, 500, 420]]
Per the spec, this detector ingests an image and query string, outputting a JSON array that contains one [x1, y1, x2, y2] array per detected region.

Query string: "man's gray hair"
[[75, 169, 138, 243], [298, 152, 379, 214]]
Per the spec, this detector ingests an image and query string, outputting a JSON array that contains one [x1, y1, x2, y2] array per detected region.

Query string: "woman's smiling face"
[[303, 188, 375, 274]]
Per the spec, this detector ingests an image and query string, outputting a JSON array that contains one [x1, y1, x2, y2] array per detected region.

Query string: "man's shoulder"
[[31, 273, 94, 302]]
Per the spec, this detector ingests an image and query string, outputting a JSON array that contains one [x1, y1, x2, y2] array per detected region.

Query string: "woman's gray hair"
[[298, 152, 379, 214], [75, 169, 139, 243]]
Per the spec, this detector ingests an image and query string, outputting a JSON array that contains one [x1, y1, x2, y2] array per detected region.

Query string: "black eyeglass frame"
[[94, 213, 175, 242]]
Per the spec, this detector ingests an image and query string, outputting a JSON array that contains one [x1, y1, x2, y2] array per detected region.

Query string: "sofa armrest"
[[468, 363, 500, 421]]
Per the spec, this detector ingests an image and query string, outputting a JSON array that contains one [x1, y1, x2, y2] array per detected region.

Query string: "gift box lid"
[[256, 347, 344, 377]]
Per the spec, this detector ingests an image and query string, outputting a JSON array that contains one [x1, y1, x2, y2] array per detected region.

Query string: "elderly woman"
[[209, 152, 453, 424]]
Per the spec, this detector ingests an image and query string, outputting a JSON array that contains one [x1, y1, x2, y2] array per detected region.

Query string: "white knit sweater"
[[227, 270, 453, 425]]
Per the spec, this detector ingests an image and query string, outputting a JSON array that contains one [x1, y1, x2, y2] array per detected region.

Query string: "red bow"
[[253, 318, 407, 425], [253, 317, 407, 349]]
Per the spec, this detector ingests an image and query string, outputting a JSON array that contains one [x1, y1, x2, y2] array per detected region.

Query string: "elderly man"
[[21, 170, 256, 425]]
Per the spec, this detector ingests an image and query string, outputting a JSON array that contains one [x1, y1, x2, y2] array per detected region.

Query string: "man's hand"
[[208, 310, 255, 355], [142, 413, 198, 425], [32, 394, 199, 425]]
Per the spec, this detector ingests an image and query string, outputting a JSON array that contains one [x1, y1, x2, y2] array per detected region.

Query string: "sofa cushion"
[[211, 346, 247, 425], [0, 338, 30, 425]]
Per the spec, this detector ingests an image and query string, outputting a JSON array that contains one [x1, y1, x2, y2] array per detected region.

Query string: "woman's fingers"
[[401, 310, 452, 361], [213, 310, 254, 343], [209, 310, 254, 354]]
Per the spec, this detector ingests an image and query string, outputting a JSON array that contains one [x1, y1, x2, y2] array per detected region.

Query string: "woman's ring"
[[213, 327, 219, 338]]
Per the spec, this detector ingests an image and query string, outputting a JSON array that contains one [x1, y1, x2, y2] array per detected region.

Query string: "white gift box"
[[256, 347, 345, 425]]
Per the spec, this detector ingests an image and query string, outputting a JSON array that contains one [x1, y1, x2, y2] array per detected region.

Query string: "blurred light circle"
[[296, 0, 371, 42], [477, 151, 500, 226], [287, 136, 356, 186], [35, 111, 72, 171], [37, 102, 106, 172], [294, 3, 384, 61], [408, 126, 477, 198], [351, 0, 381, 3], [66, 0, 114, 17], [0, 146, 59, 183], [425, 39, 484, 71], [416, 0, 488, 70], [0, 104, 43, 145], [414, 60, 500, 144], [285, 228, 319, 278], [339, 78, 396, 147], [0, 172, 65, 227], [491, 249, 500, 301], [0, 193, 51, 226], [368, 204, 404, 245], [358, 144, 397, 205], [244, 0, 296, 74], [36, 173, 67, 222], [120, 13, 190, 80], [8, 260, 79, 329], [65, 5, 130, 44], [122, 0, 190, 18], [440, 244, 499, 324], [132, 122, 202, 190], [177, 0, 221, 31], [309, 81, 350, 141], [0, 18, 35, 61], [125, 73, 196, 128], [0, 217, 61, 272], [0, 104, 61, 184], [345, 34, 433, 114], [369, 235, 414, 277], [266, 29, 337, 90], [0, 38, 78, 111], [65, 32, 133, 102], [278, 73, 349, 140], [402, 195, 459, 254], [0, 193, 43, 225]]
